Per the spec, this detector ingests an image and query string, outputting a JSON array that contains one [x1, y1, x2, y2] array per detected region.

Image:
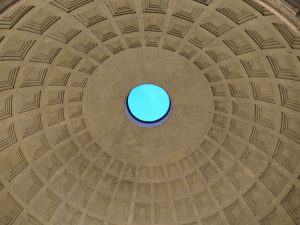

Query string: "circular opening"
[[126, 84, 171, 128]]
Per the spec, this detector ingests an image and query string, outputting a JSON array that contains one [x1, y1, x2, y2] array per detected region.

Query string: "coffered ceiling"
[[0, 0, 299, 225]]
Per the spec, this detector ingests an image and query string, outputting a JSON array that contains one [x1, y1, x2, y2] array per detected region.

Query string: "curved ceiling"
[[0, 0, 300, 225]]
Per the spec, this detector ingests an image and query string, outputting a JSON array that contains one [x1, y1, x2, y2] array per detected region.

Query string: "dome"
[[0, 0, 299, 225]]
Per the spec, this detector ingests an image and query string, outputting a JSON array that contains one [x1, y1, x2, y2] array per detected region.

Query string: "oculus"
[[126, 83, 171, 127]]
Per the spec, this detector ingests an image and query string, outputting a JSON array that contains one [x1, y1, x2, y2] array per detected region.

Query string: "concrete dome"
[[0, 0, 299, 225]]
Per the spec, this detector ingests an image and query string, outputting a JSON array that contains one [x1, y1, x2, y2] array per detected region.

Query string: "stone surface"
[[0, 0, 299, 225]]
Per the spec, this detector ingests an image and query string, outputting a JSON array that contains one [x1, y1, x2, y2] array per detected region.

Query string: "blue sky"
[[127, 84, 170, 122]]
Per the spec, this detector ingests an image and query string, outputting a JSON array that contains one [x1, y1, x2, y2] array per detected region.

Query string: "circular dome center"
[[126, 84, 171, 126]]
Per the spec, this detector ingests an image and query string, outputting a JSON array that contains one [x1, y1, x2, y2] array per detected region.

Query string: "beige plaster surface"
[[0, 0, 299, 225], [84, 49, 213, 164]]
